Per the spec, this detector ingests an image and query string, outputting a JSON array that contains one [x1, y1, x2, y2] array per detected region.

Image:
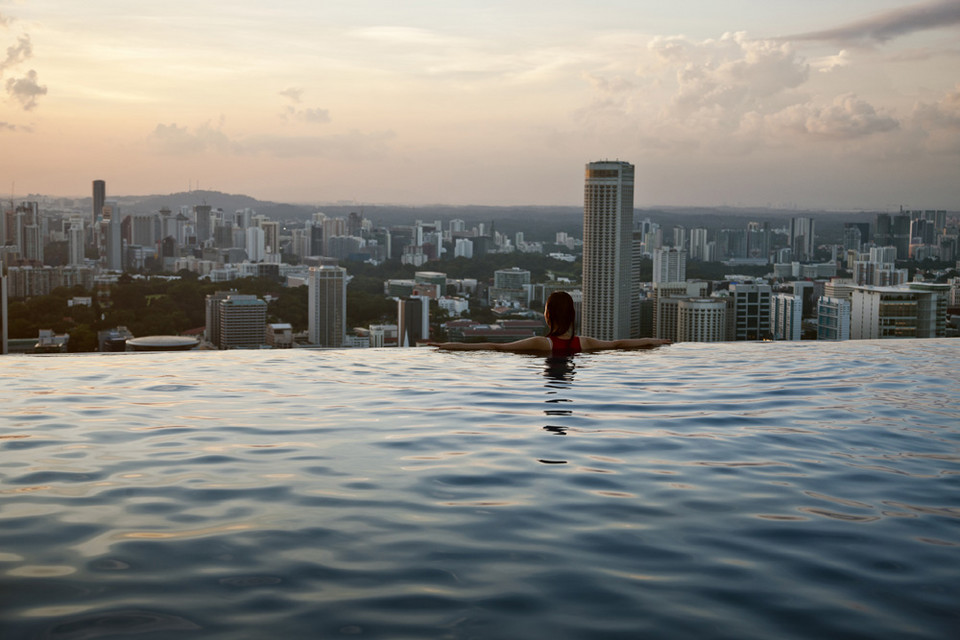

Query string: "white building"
[[246, 226, 265, 263], [582, 160, 634, 340], [771, 293, 803, 341], [439, 296, 470, 316], [850, 284, 948, 339], [652, 247, 687, 284]]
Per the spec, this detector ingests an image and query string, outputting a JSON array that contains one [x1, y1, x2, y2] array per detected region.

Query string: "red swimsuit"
[[548, 335, 581, 353]]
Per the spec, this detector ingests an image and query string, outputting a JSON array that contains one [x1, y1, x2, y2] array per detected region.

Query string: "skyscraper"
[[790, 217, 815, 262], [92, 180, 105, 227], [582, 160, 634, 341], [652, 247, 686, 284], [308, 266, 347, 347]]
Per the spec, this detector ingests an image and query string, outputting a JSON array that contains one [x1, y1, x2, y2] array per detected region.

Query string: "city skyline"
[[1, 1, 959, 209]]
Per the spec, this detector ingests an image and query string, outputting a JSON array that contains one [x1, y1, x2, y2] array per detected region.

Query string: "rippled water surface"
[[1, 341, 958, 639]]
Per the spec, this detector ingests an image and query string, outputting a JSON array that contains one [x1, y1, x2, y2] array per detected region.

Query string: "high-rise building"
[[771, 293, 803, 341], [217, 295, 267, 349], [68, 218, 85, 266], [817, 296, 851, 341], [194, 205, 212, 244], [92, 180, 105, 227], [729, 282, 772, 340], [398, 296, 430, 347], [652, 247, 686, 284], [308, 265, 347, 347], [582, 160, 634, 341], [790, 217, 815, 262], [652, 281, 709, 339], [688, 228, 709, 261], [675, 298, 727, 343], [850, 284, 948, 339]]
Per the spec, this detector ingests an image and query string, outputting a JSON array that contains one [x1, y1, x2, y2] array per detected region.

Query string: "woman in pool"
[[431, 291, 671, 353]]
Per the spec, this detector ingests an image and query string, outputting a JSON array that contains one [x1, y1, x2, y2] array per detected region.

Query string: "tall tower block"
[[92, 180, 105, 227], [582, 160, 634, 340]]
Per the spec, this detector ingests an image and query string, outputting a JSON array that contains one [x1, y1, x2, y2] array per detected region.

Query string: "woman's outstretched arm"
[[579, 337, 672, 351], [430, 336, 552, 353]]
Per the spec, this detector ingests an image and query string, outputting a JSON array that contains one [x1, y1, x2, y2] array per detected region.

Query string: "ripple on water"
[[0, 342, 958, 639]]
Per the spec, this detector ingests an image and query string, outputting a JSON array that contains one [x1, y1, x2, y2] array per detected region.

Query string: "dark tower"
[[92, 180, 105, 227]]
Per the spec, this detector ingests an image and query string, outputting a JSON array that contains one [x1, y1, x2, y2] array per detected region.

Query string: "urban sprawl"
[[2, 163, 958, 354]]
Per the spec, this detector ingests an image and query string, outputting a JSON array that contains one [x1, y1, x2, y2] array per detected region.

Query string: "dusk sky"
[[2, 0, 959, 209]]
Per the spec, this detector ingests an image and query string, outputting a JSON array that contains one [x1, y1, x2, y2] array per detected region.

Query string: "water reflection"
[[543, 355, 576, 436]]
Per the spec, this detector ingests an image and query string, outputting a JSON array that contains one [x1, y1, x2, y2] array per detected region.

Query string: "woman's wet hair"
[[545, 291, 576, 337]]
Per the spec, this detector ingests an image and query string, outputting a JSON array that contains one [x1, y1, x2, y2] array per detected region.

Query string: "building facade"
[[582, 160, 634, 341], [729, 282, 772, 341], [771, 293, 803, 341], [216, 294, 267, 349], [850, 284, 948, 339], [652, 247, 687, 284], [308, 265, 347, 347], [817, 296, 851, 341]]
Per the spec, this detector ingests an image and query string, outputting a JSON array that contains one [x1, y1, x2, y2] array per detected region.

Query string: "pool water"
[[1, 341, 958, 639]]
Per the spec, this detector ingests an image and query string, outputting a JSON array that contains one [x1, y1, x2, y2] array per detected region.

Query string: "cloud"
[[811, 50, 852, 73], [148, 121, 240, 155], [0, 12, 11, 28], [148, 121, 392, 159], [279, 87, 303, 103], [911, 85, 960, 153], [913, 84, 960, 130], [282, 105, 331, 124], [648, 32, 809, 127], [782, 0, 960, 45], [774, 94, 900, 139], [1, 33, 31, 72], [6, 69, 47, 110]]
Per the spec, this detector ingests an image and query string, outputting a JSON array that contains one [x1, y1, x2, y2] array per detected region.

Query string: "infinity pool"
[[1, 341, 958, 639]]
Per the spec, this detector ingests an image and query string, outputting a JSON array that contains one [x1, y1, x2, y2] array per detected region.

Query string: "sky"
[[1, 0, 959, 209]]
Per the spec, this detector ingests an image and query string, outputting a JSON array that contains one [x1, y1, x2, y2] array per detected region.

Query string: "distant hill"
[[73, 189, 897, 244]]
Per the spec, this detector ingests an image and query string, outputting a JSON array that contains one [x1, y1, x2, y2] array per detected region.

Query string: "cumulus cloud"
[[1, 34, 31, 71], [782, 0, 960, 45], [775, 94, 900, 139], [6, 69, 47, 110], [279, 87, 303, 103], [148, 121, 392, 159], [650, 33, 809, 119], [0, 12, 11, 28]]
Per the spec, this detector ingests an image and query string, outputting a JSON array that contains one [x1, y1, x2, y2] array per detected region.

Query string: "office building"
[[652, 247, 686, 284], [68, 218, 85, 266], [582, 160, 634, 341], [688, 228, 709, 261], [308, 265, 347, 347], [92, 180, 105, 228], [729, 282, 772, 340], [398, 296, 430, 347], [217, 295, 267, 349], [194, 205, 212, 244], [790, 217, 815, 262], [652, 281, 709, 339], [817, 296, 851, 341], [674, 298, 727, 343], [850, 284, 948, 339]]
